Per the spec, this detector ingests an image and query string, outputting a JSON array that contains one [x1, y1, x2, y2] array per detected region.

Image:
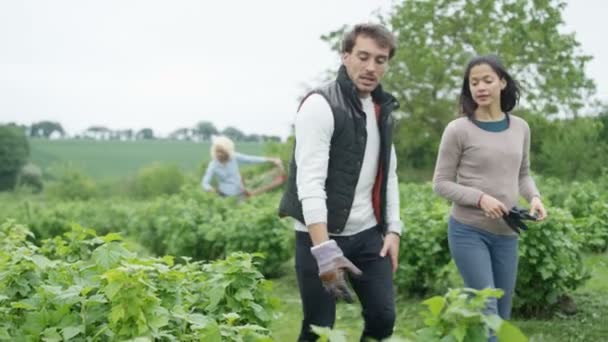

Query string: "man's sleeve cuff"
[[387, 221, 404, 236]]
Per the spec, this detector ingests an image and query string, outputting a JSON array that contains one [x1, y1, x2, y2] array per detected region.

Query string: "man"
[[279, 23, 403, 341]]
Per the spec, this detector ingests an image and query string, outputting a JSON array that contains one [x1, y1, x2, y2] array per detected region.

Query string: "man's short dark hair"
[[342, 23, 396, 59]]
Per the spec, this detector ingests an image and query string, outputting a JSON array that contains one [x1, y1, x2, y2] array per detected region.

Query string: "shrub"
[[396, 183, 452, 296], [514, 207, 590, 316], [558, 180, 608, 252], [16, 163, 43, 193], [0, 220, 276, 341], [46, 163, 97, 200], [0, 125, 29, 191], [131, 163, 185, 198], [223, 195, 293, 277]]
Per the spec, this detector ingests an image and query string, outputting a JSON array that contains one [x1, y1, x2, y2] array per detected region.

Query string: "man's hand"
[[380, 232, 400, 273], [310, 240, 362, 303]]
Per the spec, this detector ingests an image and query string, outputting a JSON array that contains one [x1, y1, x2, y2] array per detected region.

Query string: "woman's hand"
[[530, 196, 547, 221], [479, 194, 509, 219]]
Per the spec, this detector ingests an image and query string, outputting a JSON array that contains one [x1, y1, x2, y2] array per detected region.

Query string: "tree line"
[[5, 120, 281, 143]]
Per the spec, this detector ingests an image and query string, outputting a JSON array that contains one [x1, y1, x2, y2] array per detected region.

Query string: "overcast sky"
[[0, 0, 606, 138]]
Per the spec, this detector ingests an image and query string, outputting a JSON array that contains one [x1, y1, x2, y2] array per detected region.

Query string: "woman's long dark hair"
[[459, 55, 520, 119]]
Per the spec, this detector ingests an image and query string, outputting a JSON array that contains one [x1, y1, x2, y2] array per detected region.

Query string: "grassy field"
[[270, 252, 608, 341], [29, 139, 266, 180]]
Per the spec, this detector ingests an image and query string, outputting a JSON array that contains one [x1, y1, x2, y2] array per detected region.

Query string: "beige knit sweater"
[[432, 115, 540, 236]]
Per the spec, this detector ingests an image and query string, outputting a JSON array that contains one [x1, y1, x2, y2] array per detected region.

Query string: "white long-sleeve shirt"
[[294, 94, 403, 236]]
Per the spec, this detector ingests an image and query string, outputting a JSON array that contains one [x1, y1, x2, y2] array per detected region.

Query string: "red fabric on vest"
[[372, 103, 383, 223]]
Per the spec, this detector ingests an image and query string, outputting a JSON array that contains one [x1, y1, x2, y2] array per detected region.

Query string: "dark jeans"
[[295, 227, 395, 342]]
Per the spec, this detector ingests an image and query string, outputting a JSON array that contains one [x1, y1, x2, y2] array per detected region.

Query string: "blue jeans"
[[448, 217, 519, 341]]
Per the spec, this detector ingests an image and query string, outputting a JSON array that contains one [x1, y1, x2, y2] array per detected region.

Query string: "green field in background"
[[29, 139, 266, 180]]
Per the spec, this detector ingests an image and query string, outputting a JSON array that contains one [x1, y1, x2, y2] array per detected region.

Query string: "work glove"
[[503, 206, 538, 234], [310, 240, 362, 303]]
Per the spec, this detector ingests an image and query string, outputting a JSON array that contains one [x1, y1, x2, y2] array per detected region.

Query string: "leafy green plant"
[[415, 288, 527, 342], [310, 288, 528, 342], [0, 124, 30, 191], [131, 163, 185, 198], [515, 208, 590, 316], [46, 162, 98, 200], [16, 162, 43, 193], [397, 183, 452, 296], [0, 220, 276, 341]]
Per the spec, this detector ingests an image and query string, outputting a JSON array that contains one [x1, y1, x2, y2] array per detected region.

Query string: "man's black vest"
[[278, 65, 398, 234]]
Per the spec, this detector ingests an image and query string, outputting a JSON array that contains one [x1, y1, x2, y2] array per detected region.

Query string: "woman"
[[432, 55, 547, 330], [201, 135, 282, 198]]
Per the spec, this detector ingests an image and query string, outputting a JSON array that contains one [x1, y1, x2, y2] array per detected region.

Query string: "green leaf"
[[41, 327, 62, 342], [235, 288, 254, 301], [110, 306, 125, 324], [464, 326, 487, 342], [101, 233, 123, 243], [31, 255, 53, 269], [497, 321, 528, 342], [310, 325, 347, 342], [450, 325, 467, 342], [223, 312, 240, 325], [92, 243, 130, 269], [148, 306, 169, 331], [11, 301, 35, 310], [62, 326, 82, 340], [192, 316, 221, 342], [55, 285, 83, 306], [206, 286, 225, 311], [0, 328, 11, 339], [483, 314, 503, 331], [423, 296, 446, 317]]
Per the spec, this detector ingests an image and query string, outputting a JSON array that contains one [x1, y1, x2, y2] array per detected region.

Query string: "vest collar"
[[336, 65, 399, 111]]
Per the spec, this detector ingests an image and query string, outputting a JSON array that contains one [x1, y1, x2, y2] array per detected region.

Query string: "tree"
[[136, 128, 155, 140], [195, 121, 218, 141], [84, 126, 111, 140], [222, 126, 245, 141], [30, 121, 65, 138], [0, 125, 30, 190], [170, 128, 195, 141], [245, 133, 262, 142], [322, 0, 596, 176]]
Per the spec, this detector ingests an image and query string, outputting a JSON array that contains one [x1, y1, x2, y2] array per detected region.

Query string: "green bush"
[[223, 195, 293, 277], [46, 163, 98, 200], [127, 191, 293, 277], [396, 183, 452, 296], [514, 207, 590, 316], [543, 179, 608, 252], [0, 189, 293, 277], [0, 220, 276, 341], [572, 201, 608, 253], [0, 125, 30, 191], [534, 117, 606, 180], [132, 163, 185, 198], [16, 163, 43, 193], [126, 191, 230, 260], [22, 200, 137, 240]]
